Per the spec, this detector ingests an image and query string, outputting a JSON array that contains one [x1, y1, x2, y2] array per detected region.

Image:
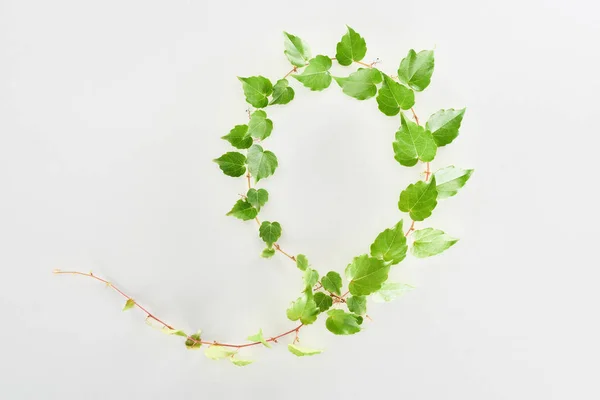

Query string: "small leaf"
[[334, 68, 382, 100], [321, 271, 342, 295], [226, 199, 258, 221], [426, 108, 466, 147], [161, 327, 188, 336], [230, 358, 254, 367], [398, 177, 438, 221], [123, 298, 135, 311], [393, 113, 437, 167], [314, 292, 333, 312], [370, 220, 408, 265], [247, 329, 271, 348], [345, 254, 390, 296], [214, 152, 246, 177], [434, 166, 474, 199], [247, 144, 278, 182], [270, 79, 295, 105], [376, 74, 415, 116], [247, 110, 273, 140], [397, 49, 435, 92], [325, 309, 362, 335], [246, 188, 269, 211], [283, 32, 311, 67], [261, 247, 276, 258], [259, 221, 282, 248], [347, 296, 367, 315], [303, 268, 319, 290], [238, 76, 273, 108], [372, 282, 414, 303], [335, 26, 367, 66], [221, 124, 252, 149], [205, 345, 237, 360], [286, 293, 319, 325], [185, 332, 202, 349], [292, 55, 332, 91], [296, 254, 309, 271], [288, 343, 322, 357], [411, 228, 458, 258]]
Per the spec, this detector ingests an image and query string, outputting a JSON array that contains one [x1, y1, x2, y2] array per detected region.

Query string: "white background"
[[1, 0, 599, 398]]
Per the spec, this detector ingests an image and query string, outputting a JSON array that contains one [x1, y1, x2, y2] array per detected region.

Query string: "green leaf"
[[397, 49, 435, 92], [270, 79, 295, 105], [247, 110, 273, 140], [205, 345, 237, 360], [398, 177, 438, 221], [434, 166, 474, 199], [160, 327, 188, 336], [283, 32, 311, 67], [288, 343, 322, 357], [334, 68, 382, 100], [261, 247, 276, 258], [185, 332, 202, 349], [230, 358, 254, 367], [222, 124, 252, 149], [393, 113, 437, 167], [335, 26, 367, 66], [303, 268, 319, 290], [292, 55, 332, 91], [376, 74, 415, 116], [226, 199, 258, 221], [372, 282, 414, 303], [214, 152, 246, 177], [247, 144, 278, 182], [345, 254, 390, 296], [286, 293, 319, 325], [238, 76, 273, 108], [246, 188, 269, 211], [411, 228, 458, 258], [123, 298, 135, 311], [259, 221, 282, 247], [247, 329, 271, 348], [296, 254, 309, 271], [325, 309, 362, 335], [426, 108, 466, 147], [370, 220, 408, 265], [347, 295, 367, 315], [314, 292, 333, 312], [321, 271, 342, 295]]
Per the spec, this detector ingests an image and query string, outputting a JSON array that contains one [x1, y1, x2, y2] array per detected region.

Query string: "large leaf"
[[288, 344, 322, 356], [238, 76, 273, 108], [222, 124, 252, 149], [370, 220, 408, 265], [321, 271, 342, 295], [286, 293, 319, 325], [334, 68, 382, 100], [214, 152, 246, 177], [398, 178, 438, 221], [411, 228, 458, 258], [246, 188, 268, 211], [259, 221, 282, 247], [393, 113, 437, 167], [325, 310, 362, 335], [335, 26, 367, 66], [434, 166, 474, 199], [426, 108, 466, 146], [376, 74, 415, 116], [283, 32, 311, 67], [270, 78, 295, 105], [247, 110, 273, 140], [345, 254, 390, 296], [397, 49, 435, 91], [292, 55, 332, 91], [226, 199, 258, 221], [247, 144, 278, 182]]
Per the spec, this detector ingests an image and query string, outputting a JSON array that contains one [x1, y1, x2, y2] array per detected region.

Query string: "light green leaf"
[[321, 271, 342, 295], [334, 68, 382, 100], [411, 228, 458, 258], [376, 74, 415, 116], [123, 298, 135, 311], [288, 343, 322, 357], [185, 332, 202, 349], [246, 188, 269, 211], [238, 76, 273, 108], [161, 327, 188, 337], [247, 110, 273, 140], [370, 220, 408, 265], [222, 124, 252, 149], [398, 177, 438, 221], [259, 221, 282, 248], [372, 282, 414, 303], [261, 247, 276, 258], [314, 292, 333, 312], [426, 108, 466, 146], [345, 254, 390, 296], [286, 293, 319, 325], [226, 199, 258, 221], [347, 296, 367, 315], [303, 268, 319, 290], [205, 345, 237, 360], [393, 113, 437, 167], [283, 32, 311, 67], [230, 358, 254, 366], [247, 329, 271, 348], [434, 166, 474, 199], [292, 55, 332, 91], [335, 26, 367, 66], [270, 79, 295, 105], [214, 152, 246, 178], [247, 144, 278, 182], [296, 254, 309, 271], [397, 49, 435, 91], [326, 309, 362, 335]]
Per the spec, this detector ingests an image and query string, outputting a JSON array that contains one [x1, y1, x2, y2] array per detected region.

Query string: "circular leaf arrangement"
[[56, 27, 473, 367]]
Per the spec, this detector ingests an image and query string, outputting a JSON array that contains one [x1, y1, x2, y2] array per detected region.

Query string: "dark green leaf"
[[321, 271, 342, 295], [185, 332, 202, 349], [393, 113, 437, 167], [226, 199, 258, 221], [335, 26, 367, 66], [426, 108, 466, 146], [314, 292, 333, 312], [238, 76, 273, 108], [222, 124, 252, 149], [270, 79, 295, 105], [214, 152, 246, 177], [345, 254, 390, 296], [370, 220, 407, 265], [397, 49, 435, 91], [259, 221, 282, 247], [376, 74, 415, 116], [325, 309, 362, 335], [398, 177, 438, 221]]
